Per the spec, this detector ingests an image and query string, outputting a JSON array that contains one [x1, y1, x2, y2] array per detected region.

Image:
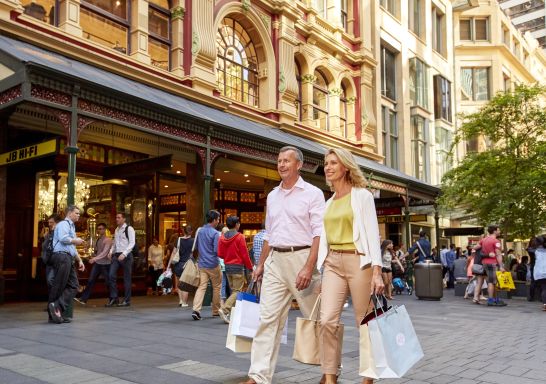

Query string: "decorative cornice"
[[346, 96, 357, 104], [329, 88, 343, 96], [171, 6, 185, 21], [300, 74, 316, 84], [241, 0, 251, 13]]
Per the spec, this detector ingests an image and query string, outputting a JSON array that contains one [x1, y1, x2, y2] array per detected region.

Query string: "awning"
[[0, 35, 439, 195]]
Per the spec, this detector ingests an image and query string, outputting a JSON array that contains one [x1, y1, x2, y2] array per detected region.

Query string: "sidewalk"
[[0, 291, 545, 384]]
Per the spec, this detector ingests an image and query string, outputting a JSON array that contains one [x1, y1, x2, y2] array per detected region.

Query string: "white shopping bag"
[[230, 293, 288, 343], [226, 304, 253, 353], [360, 305, 423, 379]]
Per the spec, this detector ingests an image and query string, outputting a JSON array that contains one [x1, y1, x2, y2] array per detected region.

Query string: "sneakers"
[[117, 301, 130, 307], [192, 311, 202, 321], [179, 302, 189, 308], [48, 303, 62, 324], [74, 297, 87, 305], [495, 299, 507, 307], [487, 298, 507, 306], [105, 299, 119, 307], [486, 298, 496, 306], [218, 308, 230, 324]]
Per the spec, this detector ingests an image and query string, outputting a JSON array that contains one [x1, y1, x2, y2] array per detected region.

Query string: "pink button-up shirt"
[[264, 176, 325, 248]]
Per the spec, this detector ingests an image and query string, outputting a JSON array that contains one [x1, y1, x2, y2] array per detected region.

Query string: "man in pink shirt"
[[473, 225, 506, 306], [240, 146, 325, 384]]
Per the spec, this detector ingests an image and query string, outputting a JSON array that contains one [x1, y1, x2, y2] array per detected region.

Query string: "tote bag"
[[226, 303, 253, 353], [534, 248, 546, 280], [292, 295, 344, 365], [360, 299, 423, 379], [496, 271, 515, 290], [179, 259, 200, 293]]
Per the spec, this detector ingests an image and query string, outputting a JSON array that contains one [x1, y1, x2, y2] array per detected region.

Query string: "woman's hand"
[[371, 267, 385, 296]]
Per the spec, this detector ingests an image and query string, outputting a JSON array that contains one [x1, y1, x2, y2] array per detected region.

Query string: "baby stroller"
[[157, 269, 173, 295], [392, 261, 410, 295]]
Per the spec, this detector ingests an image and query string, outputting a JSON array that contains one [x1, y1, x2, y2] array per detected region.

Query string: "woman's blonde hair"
[[325, 147, 368, 189]]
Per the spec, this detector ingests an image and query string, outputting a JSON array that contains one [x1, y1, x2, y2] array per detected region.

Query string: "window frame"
[[380, 0, 399, 19], [408, 0, 424, 39], [80, 0, 130, 54], [381, 45, 397, 101], [459, 17, 489, 42], [409, 57, 428, 110], [381, 105, 399, 170], [460, 67, 490, 101], [312, 70, 330, 131], [432, 5, 446, 56], [340, 84, 348, 138], [433, 75, 452, 122], [411, 115, 429, 182], [341, 0, 348, 32], [148, 2, 171, 71], [435, 126, 452, 183]]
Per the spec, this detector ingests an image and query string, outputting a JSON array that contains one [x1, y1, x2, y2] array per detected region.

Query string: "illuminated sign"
[[0, 139, 57, 166], [377, 214, 428, 224]]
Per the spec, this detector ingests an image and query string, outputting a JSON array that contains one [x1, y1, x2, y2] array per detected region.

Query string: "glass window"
[[460, 18, 489, 41], [460, 67, 489, 101], [340, 85, 347, 137], [341, 0, 348, 32], [381, 106, 398, 169], [148, 0, 169, 8], [295, 62, 302, 121], [475, 19, 488, 40], [313, 71, 329, 131], [503, 26, 510, 46], [80, 7, 128, 53], [435, 127, 452, 182], [411, 115, 428, 181], [409, 57, 428, 109], [433, 75, 452, 122], [216, 17, 259, 107], [148, 5, 171, 71], [149, 7, 169, 39], [315, 0, 327, 18], [83, 0, 127, 20], [381, 45, 397, 101], [409, 0, 424, 39], [432, 6, 445, 56], [22, 0, 56, 25], [380, 0, 399, 19], [460, 19, 471, 40], [149, 39, 169, 70]]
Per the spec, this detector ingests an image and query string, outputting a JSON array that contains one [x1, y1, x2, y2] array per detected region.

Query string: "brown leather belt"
[[272, 246, 311, 253], [330, 249, 365, 255]]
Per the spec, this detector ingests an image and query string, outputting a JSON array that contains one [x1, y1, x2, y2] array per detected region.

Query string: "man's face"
[[277, 150, 301, 181], [97, 225, 106, 236], [48, 218, 56, 231], [115, 214, 125, 226], [68, 209, 81, 222]]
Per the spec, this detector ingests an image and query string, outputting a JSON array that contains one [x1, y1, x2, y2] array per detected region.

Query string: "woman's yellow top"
[[323, 193, 355, 250]]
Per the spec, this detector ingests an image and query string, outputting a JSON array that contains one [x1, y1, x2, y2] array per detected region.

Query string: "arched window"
[[216, 17, 259, 107], [313, 70, 329, 131], [340, 84, 347, 137], [295, 62, 302, 121]]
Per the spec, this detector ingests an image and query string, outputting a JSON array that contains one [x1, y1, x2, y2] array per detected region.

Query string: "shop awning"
[[0, 35, 438, 195]]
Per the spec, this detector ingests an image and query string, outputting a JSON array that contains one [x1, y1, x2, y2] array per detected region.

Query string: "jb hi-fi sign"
[[0, 140, 57, 166]]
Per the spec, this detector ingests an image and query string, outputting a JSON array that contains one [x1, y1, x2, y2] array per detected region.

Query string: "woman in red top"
[[217, 215, 253, 324]]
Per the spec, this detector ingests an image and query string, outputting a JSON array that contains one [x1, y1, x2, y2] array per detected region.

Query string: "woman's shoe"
[[361, 379, 374, 384], [472, 298, 481, 305], [321, 374, 337, 384]]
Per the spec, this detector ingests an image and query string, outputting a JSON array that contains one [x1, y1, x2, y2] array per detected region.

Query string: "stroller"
[[392, 261, 410, 295]]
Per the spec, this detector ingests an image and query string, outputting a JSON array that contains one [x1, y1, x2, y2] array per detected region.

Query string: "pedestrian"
[[440, 245, 449, 283], [74, 222, 112, 304], [405, 231, 431, 264], [252, 223, 266, 266], [446, 244, 456, 288], [217, 215, 253, 324], [42, 214, 61, 291], [531, 235, 546, 311], [47, 205, 86, 324], [527, 237, 539, 301], [106, 212, 135, 307], [316, 147, 384, 384], [168, 225, 194, 307], [239, 146, 324, 384], [147, 238, 164, 295], [191, 210, 222, 321], [473, 225, 506, 306], [380, 240, 396, 300]]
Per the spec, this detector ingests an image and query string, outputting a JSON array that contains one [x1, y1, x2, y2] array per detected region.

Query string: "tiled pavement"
[[0, 291, 545, 384]]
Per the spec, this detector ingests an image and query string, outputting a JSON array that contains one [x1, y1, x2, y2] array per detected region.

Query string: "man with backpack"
[[106, 212, 136, 307], [473, 225, 506, 306], [406, 231, 431, 263]]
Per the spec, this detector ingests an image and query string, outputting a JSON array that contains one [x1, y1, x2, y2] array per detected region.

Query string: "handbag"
[[170, 238, 181, 264], [359, 296, 423, 379], [178, 258, 200, 293], [292, 294, 344, 365], [471, 263, 484, 275], [496, 271, 515, 290], [226, 303, 253, 353]]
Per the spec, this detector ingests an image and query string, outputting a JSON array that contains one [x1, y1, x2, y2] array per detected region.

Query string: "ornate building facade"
[[0, 0, 443, 302]]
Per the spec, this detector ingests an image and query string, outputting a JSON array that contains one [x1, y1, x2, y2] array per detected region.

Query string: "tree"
[[439, 84, 546, 241]]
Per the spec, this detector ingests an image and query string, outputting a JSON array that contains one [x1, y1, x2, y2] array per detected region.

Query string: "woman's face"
[[387, 242, 394, 250], [324, 153, 348, 184]]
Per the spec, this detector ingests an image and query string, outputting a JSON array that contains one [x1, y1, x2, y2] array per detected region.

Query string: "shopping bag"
[[226, 303, 253, 353], [179, 259, 200, 293], [359, 298, 423, 379], [292, 295, 344, 365], [496, 271, 515, 290]]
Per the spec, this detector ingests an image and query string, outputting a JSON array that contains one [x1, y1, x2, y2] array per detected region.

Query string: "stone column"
[[346, 96, 356, 140], [301, 74, 316, 127], [190, 0, 216, 95], [58, 0, 83, 37], [277, 14, 298, 125], [360, 66, 377, 151], [129, 0, 151, 64], [328, 87, 342, 136], [170, 1, 185, 77]]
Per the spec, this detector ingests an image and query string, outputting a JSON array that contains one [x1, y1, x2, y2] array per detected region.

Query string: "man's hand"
[[295, 265, 313, 291], [89, 257, 96, 264], [78, 261, 85, 272], [252, 264, 264, 282], [119, 254, 126, 261], [73, 237, 85, 246], [371, 268, 385, 296]]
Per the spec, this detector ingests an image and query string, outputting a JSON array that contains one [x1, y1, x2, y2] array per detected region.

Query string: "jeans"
[[221, 271, 231, 300], [109, 253, 133, 303], [80, 263, 110, 301], [48, 252, 79, 312]]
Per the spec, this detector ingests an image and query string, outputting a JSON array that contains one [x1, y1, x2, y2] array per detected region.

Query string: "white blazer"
[[317, 187, 382, 270]]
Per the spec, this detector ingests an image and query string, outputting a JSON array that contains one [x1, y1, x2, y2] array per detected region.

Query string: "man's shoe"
[[117, 301, 130, 307], [192, 311, 201, 321], [105, 299, 118, 307], [238, 379, 257, 384], [486, 298, 496, 306], [48, 303, 62, 324], [218, 308, 230, 324], [74, 297, 86, 305], [180, 303, 189, 308], [62, 317, 72, 323], [495, 299, 507, 307]]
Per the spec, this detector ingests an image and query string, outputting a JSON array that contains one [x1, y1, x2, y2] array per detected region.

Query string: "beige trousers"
[[248, 249, 321, 384], [320, 250, 373, 374], [192, 265, 222, 314], [224, 273, 246, 313]]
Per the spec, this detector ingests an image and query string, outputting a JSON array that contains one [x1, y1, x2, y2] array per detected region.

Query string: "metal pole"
[[66, 90, 79, 207], [434, 203, 441, 251], [203, 128, 212, 216]]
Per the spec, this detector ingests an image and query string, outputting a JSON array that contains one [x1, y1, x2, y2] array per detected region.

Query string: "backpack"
[[516, 263, 528, 281], [124, 225, 140, 257], [41, 233, 55, 265]]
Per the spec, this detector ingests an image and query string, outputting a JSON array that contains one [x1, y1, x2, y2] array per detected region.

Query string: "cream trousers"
[[320, 250, 373, 374], [248, 249, 321, 384]]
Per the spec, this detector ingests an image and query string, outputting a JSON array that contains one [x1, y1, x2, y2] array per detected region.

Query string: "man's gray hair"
[[65, 204, 80, 214], [279, 146, 304, 163]]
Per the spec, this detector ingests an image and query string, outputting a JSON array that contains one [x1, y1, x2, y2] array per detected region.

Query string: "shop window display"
[[22, 0, 56, 25]]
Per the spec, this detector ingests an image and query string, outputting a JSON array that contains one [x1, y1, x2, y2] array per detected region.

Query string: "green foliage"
[[439, 84, 546, 239]]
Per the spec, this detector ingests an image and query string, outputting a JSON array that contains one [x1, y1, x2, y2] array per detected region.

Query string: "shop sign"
[[378, 214, 428, 224], [376, 207, 402, 216], [0, 139, 57, 166], [103, 154, 172, 179]]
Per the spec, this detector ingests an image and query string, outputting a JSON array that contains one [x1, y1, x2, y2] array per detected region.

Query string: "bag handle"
[[309, 294, 321, 321], [246, 280, 261, 298]]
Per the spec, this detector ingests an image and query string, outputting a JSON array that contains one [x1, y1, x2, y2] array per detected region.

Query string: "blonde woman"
[[318, 147, 384, 384]]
